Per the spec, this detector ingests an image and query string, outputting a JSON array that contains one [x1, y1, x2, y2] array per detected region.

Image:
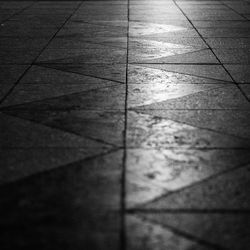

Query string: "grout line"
[[0, 1, 84, 105], [0, 147, 120, 188], [172, 0, 250, 102], [131, 161, 250, 210], [127, 208, 250, 214], [0, 1, 37, 25], [120, 0, 130, 249], [35, 63, 125, 85], [219, 0, 249, 21], [134, 215, 227, 250]]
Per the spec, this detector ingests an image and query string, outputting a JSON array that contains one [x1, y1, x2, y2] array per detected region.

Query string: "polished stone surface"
[[0, 0, 250, 249]]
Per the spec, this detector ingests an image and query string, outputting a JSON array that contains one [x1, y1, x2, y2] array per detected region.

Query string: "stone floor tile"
[[128, 39, 199, 63], [0, 1, 33, 9], [132, 85, 250, 110], [224, 65, 250, 83], [129, 21, 187, 37], [21, 8, 77, 15], [71, 14, 128, 21], [138, 110, 250, 139], [1, 66, 119, 106], [126, 215, 212, 250], [205, 38, 250, 48], [128, 64, 232, 84], [0, 148, 104, 184], [130, 49, 219, 64], [37, 48, 127, 64], [198, 27, 250, 37], [144, 164, 250, 210], [57, 23, 127, 38], [128, 83, 223, 108], [3, 108, 125, 147], [130, 15, 189, 21], [8, 15, 68, 27], [130, 28, 199, 38], [187, 13, 245, 21], [79, 20, 128, 28], [239, 84, 250, 99], [0, 23, 58, 38], [0, 38, 50, 50], [192, 20, 250, 28], [0, 65, 29, 100], [0, 151, 122, 249], [127, 110, 250, 149], [0, 113, 111, 149], [48, 36, 127, 50], [1, 0, 250, 249], [213, 48, 250, 64], [0, 49, 42, 64], [134, 36, 208, 49], [137, 213, 250, 250], [126, 148, 250, 207], [1, 85, 126, 110], [36, 63, 127, 83]]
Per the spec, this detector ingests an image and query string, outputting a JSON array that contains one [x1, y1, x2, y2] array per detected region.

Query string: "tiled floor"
[[0, 0, 250, 249]]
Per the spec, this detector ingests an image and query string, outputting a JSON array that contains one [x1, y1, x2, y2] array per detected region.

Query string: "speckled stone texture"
[[0, 0, 250, 249]]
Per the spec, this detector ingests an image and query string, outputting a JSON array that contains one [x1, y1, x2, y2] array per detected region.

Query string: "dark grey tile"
[[205, 38, 250, 48], [137, 213, 250, 250], [0, 49, 41, 64], [48, 37, 127, 50], [224, 65, 250, 83], [1, 85, 126, 110], [213, 49, 250, 64], [0, 38, 49, 50], [57, 23, 127, 38], [36, 63, 127, 83], [1, 66, 119, 106], [239, 84, 250, 99], [127, 215, 211, 250], [0, 65, 29, 99], [198, 27, 250, 37], [0, 22, 58, 38], [144, 165, 250, 209], [0, 113, 110, 149], [37, 48, 127, 64], [0, 151, 122, 249], [3, 108, 125, 147], [187, 13, 245, 21], [192, 20, 250, 28]]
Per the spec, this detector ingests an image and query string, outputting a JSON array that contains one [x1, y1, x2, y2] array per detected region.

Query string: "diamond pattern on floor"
[[0, 0, 250, 249]]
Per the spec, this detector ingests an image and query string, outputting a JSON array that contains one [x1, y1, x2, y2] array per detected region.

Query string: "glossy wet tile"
[[128, 64, 232, 84], [126, 148, 250, 207], [138, 109, 250, 139], [132, 85, 250, 110], [127, 110, 250, 149]]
